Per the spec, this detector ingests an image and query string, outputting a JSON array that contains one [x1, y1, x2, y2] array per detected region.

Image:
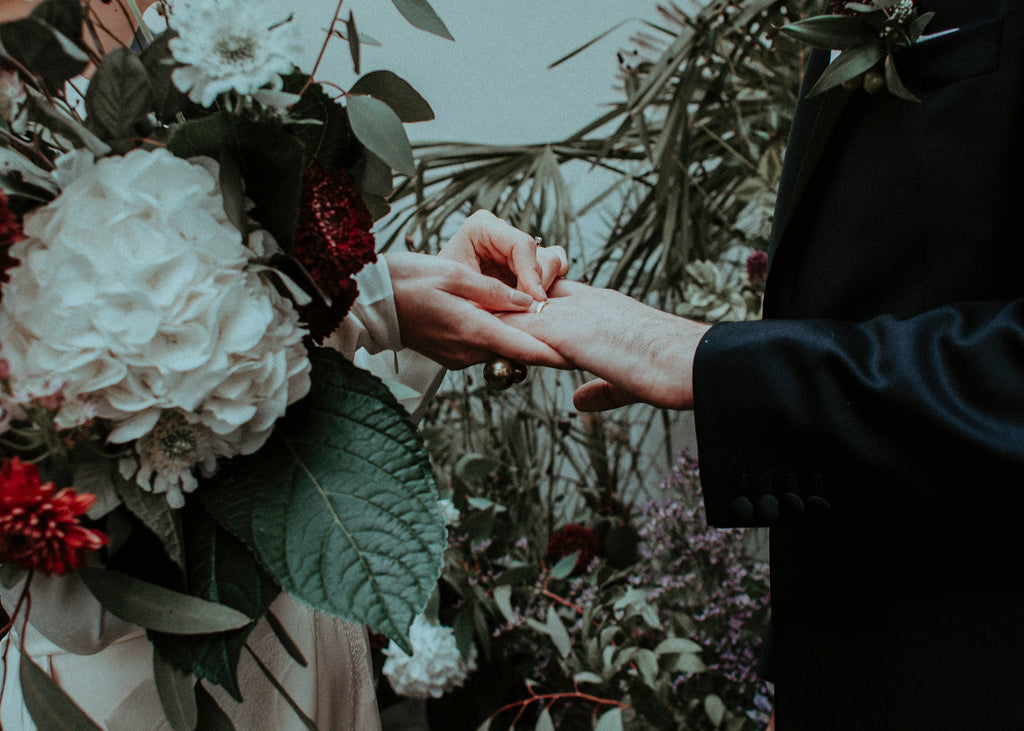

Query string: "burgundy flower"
[[293, 163, 377, 344], [746, 250, 768, 285], [546, 524, 599, 576], [0, 190, 24, 301], [0, 457, 108, 575]]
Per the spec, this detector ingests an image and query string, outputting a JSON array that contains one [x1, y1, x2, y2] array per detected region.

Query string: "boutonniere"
[[779, 0, 935, 101]]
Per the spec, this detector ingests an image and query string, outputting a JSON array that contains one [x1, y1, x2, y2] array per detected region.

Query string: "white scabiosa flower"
[[168, 0, 303, 108], [382, 615, 478, 700], [0, 148, 311, 507]]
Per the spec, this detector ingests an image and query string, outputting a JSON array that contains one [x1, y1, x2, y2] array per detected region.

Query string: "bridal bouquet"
[[0, 0, 449, 724]]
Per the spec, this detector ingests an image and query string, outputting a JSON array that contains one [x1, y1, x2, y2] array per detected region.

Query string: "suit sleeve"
[[692, 298, 1024, 527]]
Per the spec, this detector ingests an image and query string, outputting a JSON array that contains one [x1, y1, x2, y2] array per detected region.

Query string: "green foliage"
[[200, 349, 446, 654]]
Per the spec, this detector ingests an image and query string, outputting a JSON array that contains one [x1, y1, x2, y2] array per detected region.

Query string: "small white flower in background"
[[438, 497, 461, 527], [382, 614, 478, 700], [0, 147, 311, 507], [168, 0, 303, 108]]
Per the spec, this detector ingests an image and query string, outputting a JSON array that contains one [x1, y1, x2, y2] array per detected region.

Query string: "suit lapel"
[[766, 50, 853, 267]]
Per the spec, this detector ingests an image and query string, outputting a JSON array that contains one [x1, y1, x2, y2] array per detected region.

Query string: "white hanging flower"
[[382, 615, 478, 700], [0, 148, 311, 506], [168, 0, 303, 107]]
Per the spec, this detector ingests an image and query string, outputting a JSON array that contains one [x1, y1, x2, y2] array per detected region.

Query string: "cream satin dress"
[[0, 259, 446, 730]]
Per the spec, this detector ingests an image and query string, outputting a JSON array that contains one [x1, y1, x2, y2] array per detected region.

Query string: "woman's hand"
[[387, 252, 571, 370], [437, 210, 568, 301]]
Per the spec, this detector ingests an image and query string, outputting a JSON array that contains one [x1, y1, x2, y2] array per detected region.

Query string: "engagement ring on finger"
[[529, 300, 547, 314]]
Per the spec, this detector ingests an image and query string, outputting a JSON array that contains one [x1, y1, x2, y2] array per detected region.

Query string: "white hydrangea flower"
[[168, 0, 303, 107], [382, 615, 478, 700], [0, 148, 311, 506]]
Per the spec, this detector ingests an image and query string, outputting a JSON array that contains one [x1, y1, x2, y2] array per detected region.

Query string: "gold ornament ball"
[[511, 362, 528, 383], [484, 359, 516, 389]]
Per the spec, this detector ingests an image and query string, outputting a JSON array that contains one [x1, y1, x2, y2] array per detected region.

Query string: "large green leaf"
[[346, 94, 416, 177], [84, 47, 153, 147], [390, 0, 453, 40], [150, 514, 280, 702], [200, 349, 445, 653]]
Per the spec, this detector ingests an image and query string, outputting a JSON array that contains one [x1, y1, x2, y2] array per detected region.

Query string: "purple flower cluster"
[[631, 451, 773, 721]]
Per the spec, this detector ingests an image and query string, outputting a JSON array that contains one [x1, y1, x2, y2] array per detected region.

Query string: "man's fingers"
[[466, 312, 574, 368], [448, 269, 537, 311], [573, 379, 641, 412]]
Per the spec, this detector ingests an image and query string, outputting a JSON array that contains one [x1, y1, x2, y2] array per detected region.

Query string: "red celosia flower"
[[546, 524, 600, 576], [293, 163, 377, 344], [0, 190, 25, 301], [746, 250, 768, 285], [0, 457, 108, 575]]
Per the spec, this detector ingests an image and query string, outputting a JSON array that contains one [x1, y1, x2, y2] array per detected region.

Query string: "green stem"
[[123, 0, 154, 45]]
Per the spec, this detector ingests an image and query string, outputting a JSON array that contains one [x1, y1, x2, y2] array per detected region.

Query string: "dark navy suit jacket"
[[693, 1, 1024, 727]]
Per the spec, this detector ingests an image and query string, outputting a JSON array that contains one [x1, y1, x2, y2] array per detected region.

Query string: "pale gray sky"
[[297, 0, 643, 144]]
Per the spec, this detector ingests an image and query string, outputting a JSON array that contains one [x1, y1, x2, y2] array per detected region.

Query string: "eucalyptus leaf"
[[153, 646, 198, 731], [346, 94, 416, 177], [345, 12, 360, 75], [808, 43, 886, 97], [778, 16, 877, 51], [19, 652, 103, 730], [150, 514, 279, 702], [573, 671, 604, 685], [453, 604, 476, 657], [705, 694, 726, 727], [80, 568, 252, 634], [549, 551, 579, 580], [195, 685, 237, 730], [544, 608, 572, 658], [595, 707, 625, 731], [884, 51, 919, 102], [492, 585, 516, 624], [535, 708, 555, 731], [390, 0, 453, 40], [200, 349, 445, 654], [350, 70, 434, 123]]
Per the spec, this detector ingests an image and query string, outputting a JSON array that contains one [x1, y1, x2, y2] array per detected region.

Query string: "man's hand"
[[501, 280, 711, 410]]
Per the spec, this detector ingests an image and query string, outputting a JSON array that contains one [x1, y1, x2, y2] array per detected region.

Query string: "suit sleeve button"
[[730, 496, 755, 522], [807, 495, 831, 513], [781, 491, 805, 516], [755, 494, 780, 522]]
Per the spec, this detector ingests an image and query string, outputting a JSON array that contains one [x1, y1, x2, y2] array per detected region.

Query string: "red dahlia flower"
[[546, 523, 599, 576], [293, 163, 377, 344], [0, 457, 108, 575], [0, 190, 24, 301]]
